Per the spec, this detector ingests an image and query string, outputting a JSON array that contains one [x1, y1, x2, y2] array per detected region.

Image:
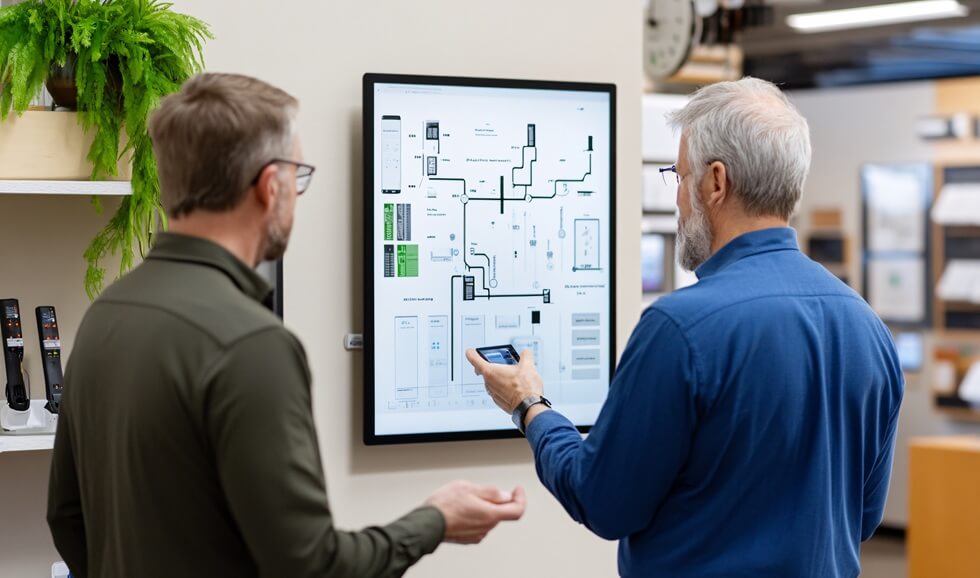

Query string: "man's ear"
[[252, 164, 279, 213], [705, 160, 729, 211]]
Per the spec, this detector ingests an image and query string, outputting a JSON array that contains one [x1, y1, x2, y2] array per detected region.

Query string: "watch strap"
[[512, 395, 552, 435]]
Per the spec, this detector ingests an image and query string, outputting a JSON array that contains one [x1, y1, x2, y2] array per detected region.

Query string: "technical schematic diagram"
[[367, 76, 615, 442], [573, 219, 601, 272]]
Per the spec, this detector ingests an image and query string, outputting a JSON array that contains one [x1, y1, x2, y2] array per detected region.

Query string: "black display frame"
[[363, 72, 617, 445], [256, 259, 284, 319], [273, 259, 284, 319]]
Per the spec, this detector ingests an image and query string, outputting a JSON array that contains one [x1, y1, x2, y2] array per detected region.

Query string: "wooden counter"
[[908, 436, 980, 578]]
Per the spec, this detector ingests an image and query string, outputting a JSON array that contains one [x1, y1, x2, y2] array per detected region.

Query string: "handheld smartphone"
[[476, 344, 521, 366]]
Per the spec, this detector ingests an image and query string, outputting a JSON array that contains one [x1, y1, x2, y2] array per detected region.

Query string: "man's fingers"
[[519, 348, 535, 366], [474, 484, 527, 520], [489, 495, 527, 521], [473, 484, 512, 504], [465, 348, 490, 376], [511, 485, 527, 508]]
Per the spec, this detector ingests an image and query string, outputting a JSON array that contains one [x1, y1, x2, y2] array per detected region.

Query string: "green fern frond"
[[0, 0, 211, 298]]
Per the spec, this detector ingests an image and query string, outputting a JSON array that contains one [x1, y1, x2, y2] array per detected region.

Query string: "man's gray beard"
[[676, 182, 713, 272], [262, 194, 291, 262]]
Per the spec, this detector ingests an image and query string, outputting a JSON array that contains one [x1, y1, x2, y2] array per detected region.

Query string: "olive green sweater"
[[47, 233, 444, 578]]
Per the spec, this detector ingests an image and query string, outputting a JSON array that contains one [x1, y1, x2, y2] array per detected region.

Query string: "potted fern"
[[0, 0, 211, 298]]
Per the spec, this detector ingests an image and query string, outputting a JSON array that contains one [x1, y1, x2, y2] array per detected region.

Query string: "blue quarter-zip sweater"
[[527, 227, 903, 577]]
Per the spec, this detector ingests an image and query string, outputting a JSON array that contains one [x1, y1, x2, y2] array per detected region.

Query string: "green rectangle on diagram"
[[397, 245, 418, 277], [384, 204, 394, 241]]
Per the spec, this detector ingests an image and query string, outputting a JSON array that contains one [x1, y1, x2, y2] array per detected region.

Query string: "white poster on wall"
[[862, 164, 928, 253], [867, 257, 925, 323]]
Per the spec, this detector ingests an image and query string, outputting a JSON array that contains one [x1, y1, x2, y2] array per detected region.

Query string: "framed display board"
[[861, 163, 932, 327], [363, 73, 616, 444]]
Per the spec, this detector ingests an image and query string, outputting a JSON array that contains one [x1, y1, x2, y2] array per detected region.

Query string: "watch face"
[[644, 0, 697, 80]]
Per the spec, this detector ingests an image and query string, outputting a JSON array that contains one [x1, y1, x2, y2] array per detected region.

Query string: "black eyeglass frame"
[[658, 164, 680, 185], [251, 158, 317, 195], [658, 161, 717, 186]]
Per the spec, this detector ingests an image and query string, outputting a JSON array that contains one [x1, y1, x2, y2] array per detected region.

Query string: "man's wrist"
[[511, 394, 551, 434], [523, 402, 550, 430]]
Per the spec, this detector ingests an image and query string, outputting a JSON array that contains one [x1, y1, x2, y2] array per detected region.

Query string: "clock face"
[[694, 0, 719, 17], [645, 0, 697, 80]]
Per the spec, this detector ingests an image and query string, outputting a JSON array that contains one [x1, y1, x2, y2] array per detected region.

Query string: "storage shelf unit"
[[0, 111, 132, 452], [0, 111, 131, 179], [0, 435, 55, 454], [0, 111, 132, 197], [0, 180, 131, 196]]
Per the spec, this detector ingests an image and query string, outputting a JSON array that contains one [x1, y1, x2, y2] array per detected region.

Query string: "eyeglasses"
[[659, 164, 686, 186], [660, 161, 719, 186], [251, 159, 317, 195]]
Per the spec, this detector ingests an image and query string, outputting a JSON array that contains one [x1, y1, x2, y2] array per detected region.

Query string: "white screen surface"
[[369, 78, 614, 439]]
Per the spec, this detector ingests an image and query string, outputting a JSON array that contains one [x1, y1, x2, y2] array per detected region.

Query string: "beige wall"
[[0, 451, 56, 577], [0, 1, 642, 576]]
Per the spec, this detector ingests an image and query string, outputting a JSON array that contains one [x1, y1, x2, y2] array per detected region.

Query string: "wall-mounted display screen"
[[363, 73, 616, 444]]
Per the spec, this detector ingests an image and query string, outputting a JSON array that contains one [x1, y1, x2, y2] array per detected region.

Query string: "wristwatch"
[[512, 395, 552, 435]]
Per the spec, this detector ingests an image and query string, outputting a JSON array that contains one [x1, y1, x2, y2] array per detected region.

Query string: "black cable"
[[20, 361, 31, 401]]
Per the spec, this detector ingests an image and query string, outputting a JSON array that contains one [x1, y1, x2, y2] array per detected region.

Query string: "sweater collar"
[[146, 232, 274, 308]]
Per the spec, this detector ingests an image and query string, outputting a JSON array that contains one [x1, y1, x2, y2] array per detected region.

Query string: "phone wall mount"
[[1, 399, 58, 434], [1, 299, 29, 412], [36, 306, 63, 414]]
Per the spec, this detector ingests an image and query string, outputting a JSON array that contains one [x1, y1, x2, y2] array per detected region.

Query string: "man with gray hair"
[[468, 77, 902, 577], [47, 73, 525, 578]]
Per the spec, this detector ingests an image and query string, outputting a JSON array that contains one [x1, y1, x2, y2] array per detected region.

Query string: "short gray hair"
[[149, 73, 299, 218], [667, 77, 811, 220]]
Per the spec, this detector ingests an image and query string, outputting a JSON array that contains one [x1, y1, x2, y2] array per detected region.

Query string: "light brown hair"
[[148, 73, 299, 218]]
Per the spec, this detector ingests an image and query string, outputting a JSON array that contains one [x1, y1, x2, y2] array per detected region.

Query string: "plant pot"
[[46, 53, 77, 110]]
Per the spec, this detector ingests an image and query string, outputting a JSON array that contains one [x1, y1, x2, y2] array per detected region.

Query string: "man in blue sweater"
[[466, 77, 903, 577]]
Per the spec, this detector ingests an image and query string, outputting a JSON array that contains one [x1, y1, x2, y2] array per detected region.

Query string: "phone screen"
[[477, 345, 520, 366]]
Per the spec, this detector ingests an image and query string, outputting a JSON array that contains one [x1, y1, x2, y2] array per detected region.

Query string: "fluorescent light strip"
[[788, 0, 969, 34]]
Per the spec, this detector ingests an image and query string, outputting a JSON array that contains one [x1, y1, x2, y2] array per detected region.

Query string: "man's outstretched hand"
[[425, 481, 526, 544]]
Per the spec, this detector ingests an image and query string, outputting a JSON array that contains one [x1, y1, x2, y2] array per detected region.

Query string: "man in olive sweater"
[[47, 73, 525, 578]]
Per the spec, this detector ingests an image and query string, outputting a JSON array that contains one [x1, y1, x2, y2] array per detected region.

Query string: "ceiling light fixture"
[[787, 0, 969, 34]]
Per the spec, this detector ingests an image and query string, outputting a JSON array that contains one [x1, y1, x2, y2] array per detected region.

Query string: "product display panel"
[[364, 73, 616, 443]]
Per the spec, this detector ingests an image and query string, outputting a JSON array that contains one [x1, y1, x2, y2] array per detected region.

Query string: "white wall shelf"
[[0, 180, 131, 196], [0, 434, 55, 454]]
